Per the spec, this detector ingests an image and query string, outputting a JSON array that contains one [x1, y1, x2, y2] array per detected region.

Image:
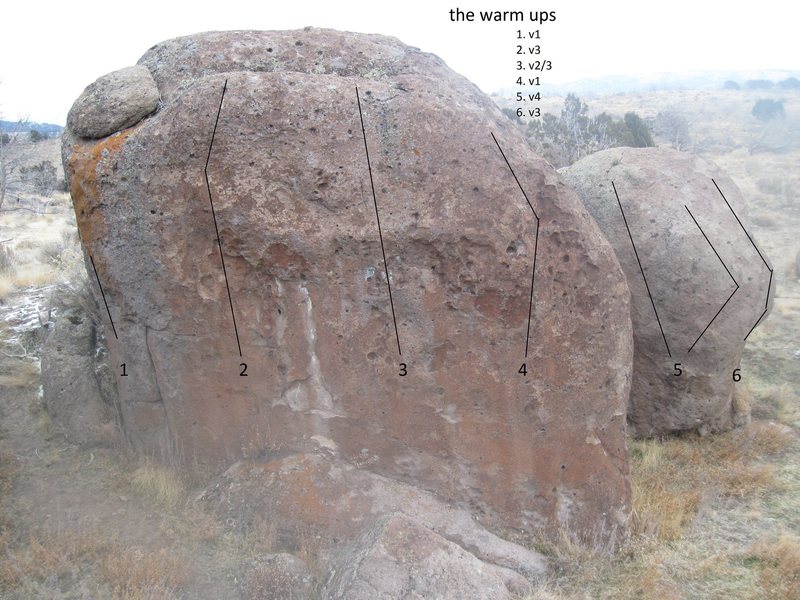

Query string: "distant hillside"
[[0, 120, 63, 137], [500, 69, 800, 98]]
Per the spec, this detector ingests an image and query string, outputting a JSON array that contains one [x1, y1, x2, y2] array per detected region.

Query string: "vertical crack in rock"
[[144, 325, 176, 461], [143, 326, 165, 405], [299, 284, 336, 417], [275, 279, 287, 350]]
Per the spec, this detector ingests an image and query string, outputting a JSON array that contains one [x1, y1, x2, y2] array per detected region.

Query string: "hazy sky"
[[1, 0, 797, 124]]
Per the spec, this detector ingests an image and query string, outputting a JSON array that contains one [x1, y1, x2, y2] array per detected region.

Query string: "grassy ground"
[[0, 157, 266, 598], [0, 325, 256, 599], [0, 191, 81, 301]]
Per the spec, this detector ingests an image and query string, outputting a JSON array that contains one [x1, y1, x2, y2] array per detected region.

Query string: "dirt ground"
[[0, 271, 242, 599]]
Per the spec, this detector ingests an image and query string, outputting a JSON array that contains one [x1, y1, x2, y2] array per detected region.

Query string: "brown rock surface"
[[62, 29, 633, 543], [563, 147, 774, 437]]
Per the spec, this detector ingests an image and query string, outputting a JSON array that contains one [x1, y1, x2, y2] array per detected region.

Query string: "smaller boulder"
[[563, 147, 773, 437], [67, 65, 160, 139]]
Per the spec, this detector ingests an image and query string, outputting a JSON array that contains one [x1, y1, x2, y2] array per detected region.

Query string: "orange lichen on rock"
[[67, 130, 134, 247]]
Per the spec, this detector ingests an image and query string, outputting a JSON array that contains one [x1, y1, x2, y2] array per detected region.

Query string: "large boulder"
[[61, 29, 633, 544], [563, 147, 774, 437]]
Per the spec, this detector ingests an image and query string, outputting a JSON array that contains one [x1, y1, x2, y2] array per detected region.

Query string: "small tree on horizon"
[[21, 160, 57, 197], [524, 94, 656, 167], [746, 79, 775, 90], [778, 77, 800, 90], [654, 110, 691, 150], [0, 118, 29, 208], [624, 112, 655, 147], [752, 99, 785, 121], [0, 83, 31, 208]]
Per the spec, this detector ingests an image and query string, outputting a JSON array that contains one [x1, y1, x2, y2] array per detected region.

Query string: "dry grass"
[[0, 246, 17, 301], [129, 463, 187, 510], [0, 359, 39, 389], [0, 188, 81, 301], [1, 430, 23, 570], [38, 230, 76, 265], [11, 263, 57, 288], [0, 456, 197, 598], [524, 532, 684, 600], [527, 415, 798, 600], [0, 450, 18, 496], [0, 246, 16, 273], [158, 505, 225, 545], [110, 585, 182, 600], [217, 516, 279, 565], [631, 421, 793, 541], [0, 529, 190, 598], [0, 531, 108, 588], [747, 533, 800, 600], [100, 546, 190, 596], [0, 276, 15, 301], [751, 383, 800, 426]]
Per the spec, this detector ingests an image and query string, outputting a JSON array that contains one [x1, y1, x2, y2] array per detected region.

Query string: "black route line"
[[491, 133, 539, 358], [204, 79, 243, 357], [712, 178, 774, 341], [612, 181, 672, 357], [355, 87, 402, 356], [89, 254, 118, 340], [685, 205, 739, 353]]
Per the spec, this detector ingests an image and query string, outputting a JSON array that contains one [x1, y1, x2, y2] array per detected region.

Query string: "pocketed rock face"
[[62, 29, 633, 544], [563, 147, 774, 437]]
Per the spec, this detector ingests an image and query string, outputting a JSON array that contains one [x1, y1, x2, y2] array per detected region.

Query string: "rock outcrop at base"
[[61, 28, 633, 546], [199, 452, 544, 598], [41, 296, 119, 446], [327, 514, 531, 599], [563, 147, 774, 437]]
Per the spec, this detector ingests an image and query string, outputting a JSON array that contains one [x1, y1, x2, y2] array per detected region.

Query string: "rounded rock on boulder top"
[[67, 65, 160, 139]]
